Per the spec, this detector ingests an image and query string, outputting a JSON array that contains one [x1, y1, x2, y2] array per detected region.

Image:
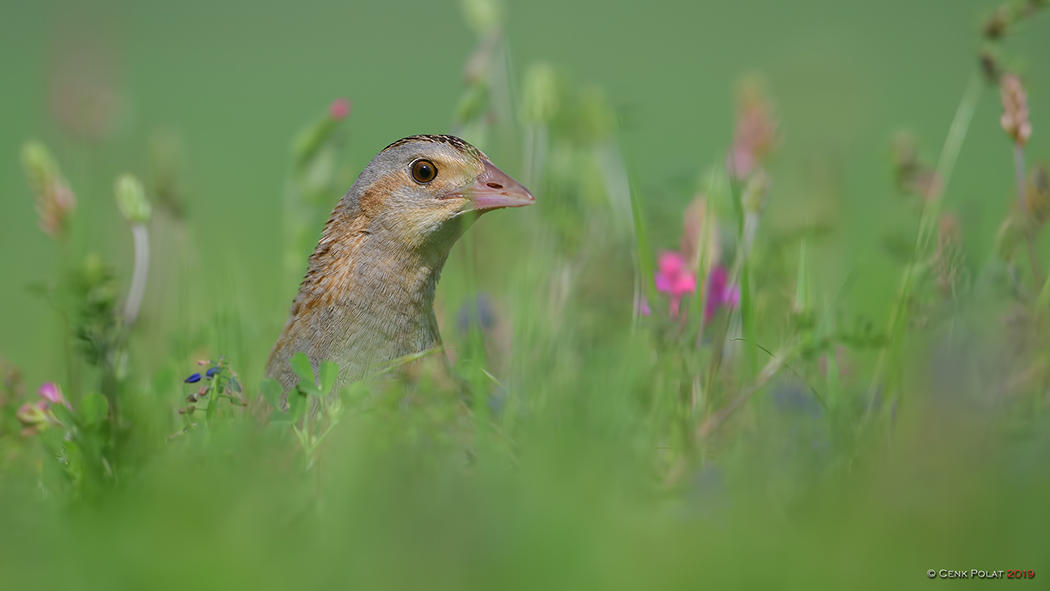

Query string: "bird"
[[265, 134, 534, 400]]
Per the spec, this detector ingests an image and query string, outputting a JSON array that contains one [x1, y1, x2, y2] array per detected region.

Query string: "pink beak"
[[463, 160, 535, 211]]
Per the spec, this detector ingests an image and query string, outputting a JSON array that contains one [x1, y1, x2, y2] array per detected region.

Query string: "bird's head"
[[347, 135, 534, 254]]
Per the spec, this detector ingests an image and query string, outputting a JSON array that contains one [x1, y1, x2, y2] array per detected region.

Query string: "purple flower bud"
[[205, 366, 219, 379], [184, 373, 201, 384]]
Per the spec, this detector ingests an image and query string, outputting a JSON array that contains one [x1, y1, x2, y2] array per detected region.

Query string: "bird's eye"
[[411, 159, 437, 184]]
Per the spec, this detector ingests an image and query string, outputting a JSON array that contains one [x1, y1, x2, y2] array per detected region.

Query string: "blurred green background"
[[2, 0, 1047, 384], [2, 0, 1050, 589]]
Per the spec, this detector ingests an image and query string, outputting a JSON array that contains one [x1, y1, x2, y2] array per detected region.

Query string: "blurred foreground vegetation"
[[1, 0, 1050, 588]]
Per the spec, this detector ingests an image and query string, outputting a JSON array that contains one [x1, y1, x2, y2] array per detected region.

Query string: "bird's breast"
[[266, 235, 445, 393]]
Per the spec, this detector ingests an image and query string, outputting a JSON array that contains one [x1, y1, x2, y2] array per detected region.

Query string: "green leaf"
[[290, 352, 315, 383], [288, 391, 306, 422], [260, 379, 284, 412], [79, 393, 109, 427], [318, 360, 339, 396], [50, 403, 76, 427], [290, 353, 319, 396]]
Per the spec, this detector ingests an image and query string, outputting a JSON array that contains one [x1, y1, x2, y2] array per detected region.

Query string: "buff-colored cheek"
[[386, 205, 453, 248]]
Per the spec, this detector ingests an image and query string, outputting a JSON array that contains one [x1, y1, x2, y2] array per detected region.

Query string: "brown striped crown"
[[381, 134, 482, 160]]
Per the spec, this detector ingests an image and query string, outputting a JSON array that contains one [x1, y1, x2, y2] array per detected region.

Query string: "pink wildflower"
[[38, 382, 71, 409], [727, 143, 757, 179], [14, 382, 73, 436], [655, 251, 698, 318], [329, 98, 351, 121], [704, 265, 740, 322]]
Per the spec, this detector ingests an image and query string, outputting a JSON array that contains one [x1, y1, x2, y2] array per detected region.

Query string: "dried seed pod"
[[892, 132, 942, 199], [727, 75, 778, 179], [983, 5, 1011, 39], [979, 46, 1002, 83], [1000, 73, 1032, 146]]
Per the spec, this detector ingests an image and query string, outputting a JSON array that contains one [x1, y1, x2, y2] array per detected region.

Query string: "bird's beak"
[[462, 160, 535, 211]]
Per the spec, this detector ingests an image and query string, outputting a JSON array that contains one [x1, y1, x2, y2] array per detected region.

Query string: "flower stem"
[[124, 223, 150, 326]]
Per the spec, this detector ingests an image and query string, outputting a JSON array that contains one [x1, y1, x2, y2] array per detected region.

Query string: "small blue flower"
[[205, 366, 220, 379], [184, 373, 202, 384]]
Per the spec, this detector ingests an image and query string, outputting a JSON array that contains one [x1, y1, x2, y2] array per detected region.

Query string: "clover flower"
[[16, 382, 70, 436], [655, 251, 698, 318], [21, 142, 76, 239], [649, 253, 738, 322]]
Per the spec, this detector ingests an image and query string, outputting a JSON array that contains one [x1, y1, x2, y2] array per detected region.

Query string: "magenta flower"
[[38, 382, 71, 409], [704, 265, 740, 322], [655, 251, 698, 318]]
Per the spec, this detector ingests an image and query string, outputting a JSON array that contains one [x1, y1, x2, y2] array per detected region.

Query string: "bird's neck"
[[289, 209, 456, 376]]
